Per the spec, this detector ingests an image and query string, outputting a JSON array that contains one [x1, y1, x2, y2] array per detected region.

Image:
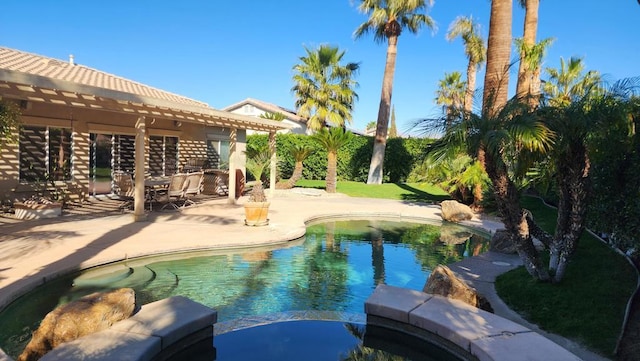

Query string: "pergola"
[[0, 69, 291, 221]]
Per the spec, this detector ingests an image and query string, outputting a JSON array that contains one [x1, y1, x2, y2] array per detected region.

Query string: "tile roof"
[[222, 97, 307, 124], [0, 47, 208, 108]]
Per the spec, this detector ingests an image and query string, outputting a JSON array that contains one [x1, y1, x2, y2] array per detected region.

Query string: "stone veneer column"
[[227, 128, 237, 204], [133, 116, 146, 221], [269, 131, 276, 198]]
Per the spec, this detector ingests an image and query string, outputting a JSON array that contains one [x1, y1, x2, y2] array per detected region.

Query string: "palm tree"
[[435, 71, 466, 129], [276, 144, 313, 189], [354, 0, 436, 184], [259, 112, 286, 121], [514, 37, 554, 107], [543, 56, 601, 107], [482, 0, 513, 118], [446, 16, 486, 113], [292, 45, 360, 131], [419, 96, 554, 280], [312, 127, 353, 193], [515, 0, 540, 101]]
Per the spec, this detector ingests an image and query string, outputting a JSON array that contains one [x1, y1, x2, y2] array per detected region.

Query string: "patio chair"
[[182, 171, 204, 208], [113, 172, 134, 211], [160, 173, 189, 211]]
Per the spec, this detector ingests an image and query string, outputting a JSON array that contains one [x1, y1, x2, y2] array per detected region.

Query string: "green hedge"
[[246, 133, 433, 183]]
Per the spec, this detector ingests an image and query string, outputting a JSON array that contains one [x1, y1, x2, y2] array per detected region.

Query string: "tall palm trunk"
[[465, 61, 477, 114], [550, 144, 590, 282], [326, 150, 338, 193], [516, 0, 540, 104], [367, 34, 398, 185], [482, 0, 513, 118]]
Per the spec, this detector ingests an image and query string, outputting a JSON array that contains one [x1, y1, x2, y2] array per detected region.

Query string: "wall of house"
[[0, 101, 248, 204], [227, 106, 307, 135]]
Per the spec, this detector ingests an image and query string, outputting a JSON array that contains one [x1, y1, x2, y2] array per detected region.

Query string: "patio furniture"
[[113, 172, 134, 211], [182, 171, 204, 208], [160, 173, 189, 211], [144, 176, 171, 211]]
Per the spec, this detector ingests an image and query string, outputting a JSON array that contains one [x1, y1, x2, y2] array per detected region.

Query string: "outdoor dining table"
[[144, 176, 171, 210]]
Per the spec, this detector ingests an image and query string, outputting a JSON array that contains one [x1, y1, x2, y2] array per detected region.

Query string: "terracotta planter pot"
[[244, 202, 270, 226], [14, 202, 62, 220]]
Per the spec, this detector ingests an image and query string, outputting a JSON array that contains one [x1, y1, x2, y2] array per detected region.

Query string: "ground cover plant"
[[495, 196, 636, 357]]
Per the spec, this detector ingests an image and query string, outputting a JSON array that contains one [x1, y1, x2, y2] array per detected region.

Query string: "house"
[[0, 47, 290, 219], [222, 98, 310, 135]]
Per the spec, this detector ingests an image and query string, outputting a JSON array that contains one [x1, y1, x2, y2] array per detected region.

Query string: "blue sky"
[[1, 1, 638, 135]]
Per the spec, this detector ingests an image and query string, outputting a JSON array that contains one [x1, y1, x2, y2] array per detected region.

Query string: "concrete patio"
[[0, 190, 607, 360]]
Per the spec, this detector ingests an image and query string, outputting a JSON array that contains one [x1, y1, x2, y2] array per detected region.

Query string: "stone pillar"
[[133, 116, 146, 221], [227, 128, 237, 204]]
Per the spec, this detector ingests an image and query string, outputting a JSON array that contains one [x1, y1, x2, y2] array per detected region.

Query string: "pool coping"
[[365, 284, 582, 361]]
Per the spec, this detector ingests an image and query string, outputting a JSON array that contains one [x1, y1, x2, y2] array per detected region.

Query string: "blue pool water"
[[0, 218, 489, 359]]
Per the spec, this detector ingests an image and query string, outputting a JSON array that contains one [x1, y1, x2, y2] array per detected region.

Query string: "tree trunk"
[[482, 0, 513, 118], [484, 150, 549, 281], [367, 35, 398, 184], [550, 145, 590, 282], [326, 150, 337, 193], [515, 0, 540, 103], [465, 60, 477, 114], [278, 161, 304, 189]]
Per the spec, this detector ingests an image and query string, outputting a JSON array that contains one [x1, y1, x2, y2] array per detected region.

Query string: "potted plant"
[[244, 144, 270, 226], [14, 170, 68, 220]]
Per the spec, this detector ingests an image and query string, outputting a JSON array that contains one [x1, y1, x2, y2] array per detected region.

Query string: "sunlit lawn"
[[294, 180, 451, 203]]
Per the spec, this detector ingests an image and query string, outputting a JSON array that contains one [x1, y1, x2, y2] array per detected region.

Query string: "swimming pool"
[[0, 218, 489, 359]]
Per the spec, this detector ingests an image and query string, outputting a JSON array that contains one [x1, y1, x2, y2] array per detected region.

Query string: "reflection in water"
[[0, 219, 488, 358]]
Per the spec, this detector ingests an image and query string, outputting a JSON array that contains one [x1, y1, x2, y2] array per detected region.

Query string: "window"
[[19, 126, 72, 182], [149, 136, 179, 176], [207, 139, 230, 170]]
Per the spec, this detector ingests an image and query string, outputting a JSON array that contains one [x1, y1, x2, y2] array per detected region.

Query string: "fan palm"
[[435, 71, 466, 129], [276, 144, 313, 189], [543, 56, 601, 107], [514, 37, 554, 107], [292, 45, 359, 131], [446, 15, 486, 113], [354, 0, 436, 184], [312, 127, 353, 193], [259, 112, 286, 121]]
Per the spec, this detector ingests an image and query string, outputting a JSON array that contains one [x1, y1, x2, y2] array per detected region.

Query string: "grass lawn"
[[495, 196, 637, 357], [294, 180, 451, 202]]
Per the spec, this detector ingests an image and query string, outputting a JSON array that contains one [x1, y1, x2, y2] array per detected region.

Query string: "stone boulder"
[[18, 288, 136, 361], [490, 229, 517, 254], [440, 200, 474, 222], [423, 265, 493, 313]]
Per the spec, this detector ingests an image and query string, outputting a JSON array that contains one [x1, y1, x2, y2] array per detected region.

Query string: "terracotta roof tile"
[[0, 47, 208, 108]]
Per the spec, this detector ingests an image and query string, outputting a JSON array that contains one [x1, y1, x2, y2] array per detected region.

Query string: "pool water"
[[0, 219, 489, 359]]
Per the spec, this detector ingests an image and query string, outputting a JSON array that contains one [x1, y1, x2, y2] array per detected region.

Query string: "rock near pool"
[[440, 200, 474, 222], [17, 288, 136, 361], [423, 265, 493, 313]]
